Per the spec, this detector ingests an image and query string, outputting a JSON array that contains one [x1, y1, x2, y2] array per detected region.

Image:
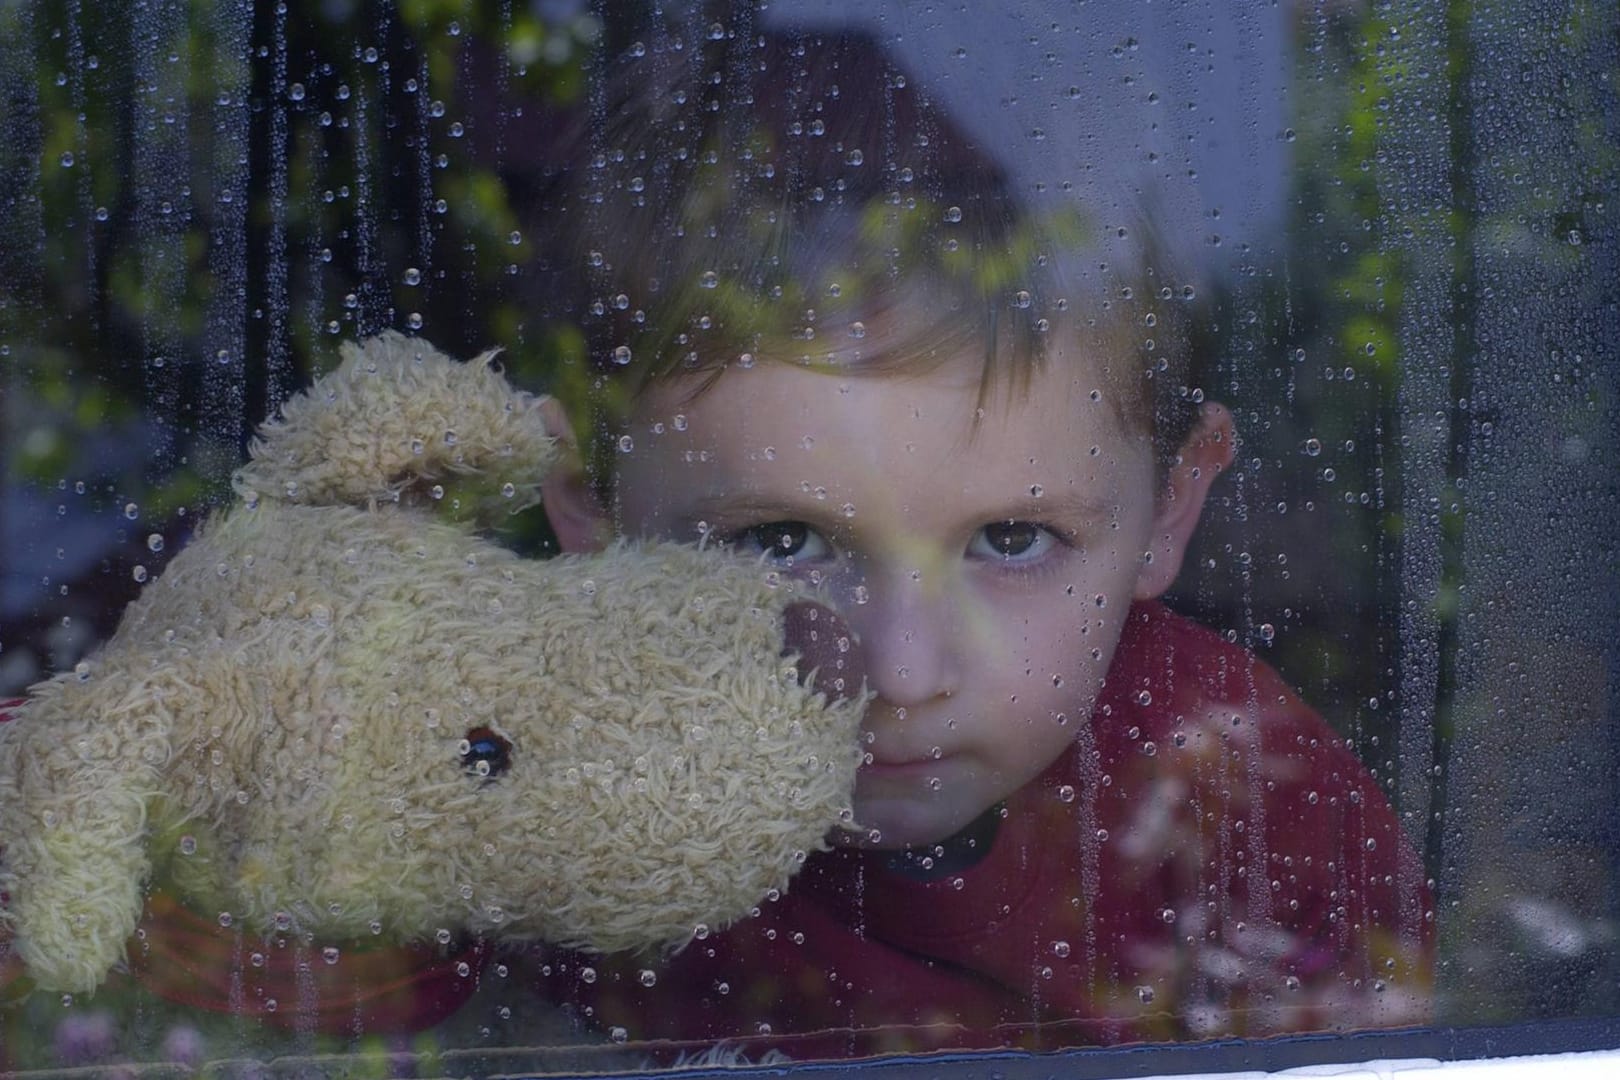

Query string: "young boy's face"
[[550, 344, 1228, 851]]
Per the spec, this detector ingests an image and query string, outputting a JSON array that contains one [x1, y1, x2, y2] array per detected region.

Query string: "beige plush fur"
[[0, 333, 865, 995]]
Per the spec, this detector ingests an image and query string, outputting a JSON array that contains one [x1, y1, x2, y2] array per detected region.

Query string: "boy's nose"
[[844, 577, 960, 708]]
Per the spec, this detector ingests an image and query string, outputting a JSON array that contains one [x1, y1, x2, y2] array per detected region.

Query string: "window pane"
[[1, 0, 1614, 1074]]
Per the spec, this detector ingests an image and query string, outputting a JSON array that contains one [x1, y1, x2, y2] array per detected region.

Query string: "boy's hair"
[[531, 30, 1205, 491]]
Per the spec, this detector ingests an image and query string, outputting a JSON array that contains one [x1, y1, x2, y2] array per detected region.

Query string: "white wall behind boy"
[[762, 0, 1292, 284]]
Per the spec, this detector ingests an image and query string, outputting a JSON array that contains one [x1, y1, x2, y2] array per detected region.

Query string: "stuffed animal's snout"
[[783, 601, 865, 704]]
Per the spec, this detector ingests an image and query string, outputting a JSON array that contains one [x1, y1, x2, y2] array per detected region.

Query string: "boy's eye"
[[735, 521, 831, 562], [969, 520, 1056, 563]]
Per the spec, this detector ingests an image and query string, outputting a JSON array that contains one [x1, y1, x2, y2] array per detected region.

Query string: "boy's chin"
[[831, 798, 984, 853]]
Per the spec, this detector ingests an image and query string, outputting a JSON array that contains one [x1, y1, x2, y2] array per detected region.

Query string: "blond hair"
[[528, 30, 1204, 489]]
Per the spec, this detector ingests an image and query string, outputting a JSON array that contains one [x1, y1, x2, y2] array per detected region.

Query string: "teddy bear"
[[0, 332, 867, 1038]]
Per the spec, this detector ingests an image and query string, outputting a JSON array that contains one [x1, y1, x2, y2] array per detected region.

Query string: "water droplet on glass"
[[1013, 290, 1031, 309], [845, 148, 864, 166], [403, 267, 421, 286], [638, 969, 658, 987], [1303, 437, 1322, 457], [322, 946, 341, 965], [944, 206, 963, 223], [178, 835, 197, 855], [612, 345, 632, 366], [580, 966, 598, 984], [147, 533, 164, 553], [1259, 623, 1275, 642], [1137, 985, 1156, 1004], [132, 565, 148, 583], [1057, 784, 1075, 803], [407, 312, 424, 330], [617, 435, 634, 453], [699, 270, 719, 289], [59, 151, 74, 168]]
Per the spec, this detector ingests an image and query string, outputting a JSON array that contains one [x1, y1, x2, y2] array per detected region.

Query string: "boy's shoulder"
[[1110, 601, 1302, 706], [1094, 602, 1370, 791]]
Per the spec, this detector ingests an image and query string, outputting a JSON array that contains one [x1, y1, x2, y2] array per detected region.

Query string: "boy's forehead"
[[631, 350, 1147, 487]]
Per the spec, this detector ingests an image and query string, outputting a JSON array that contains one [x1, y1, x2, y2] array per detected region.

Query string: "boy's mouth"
[[860, 755, 951, 782]]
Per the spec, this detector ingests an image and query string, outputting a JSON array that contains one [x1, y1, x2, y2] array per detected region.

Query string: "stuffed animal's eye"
[[460, 726, 512, 778]]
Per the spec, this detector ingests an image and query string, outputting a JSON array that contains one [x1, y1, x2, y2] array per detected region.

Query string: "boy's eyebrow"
[[976, 492, 1120, 528], [687, 490, 1120, 527], [685, 492, 815, 520]]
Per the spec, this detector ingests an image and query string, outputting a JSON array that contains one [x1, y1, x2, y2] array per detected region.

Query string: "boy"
[[526, 31, 1433, 1059]]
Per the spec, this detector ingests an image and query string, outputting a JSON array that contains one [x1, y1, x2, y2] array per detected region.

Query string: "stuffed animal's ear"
[[232, 333, 560, 526], [783, 601, 866, 704]]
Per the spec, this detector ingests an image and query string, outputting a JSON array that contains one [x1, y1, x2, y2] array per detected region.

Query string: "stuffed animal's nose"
[[461, 726, 512, 778], [783, 601, 865, 703]]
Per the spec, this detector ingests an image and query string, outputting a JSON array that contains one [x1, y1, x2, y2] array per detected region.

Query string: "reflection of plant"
[[1170, 3, 1410, 795], [0, 2, 596, 693]]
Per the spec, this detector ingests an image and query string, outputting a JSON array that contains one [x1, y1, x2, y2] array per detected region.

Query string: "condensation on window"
[[0, 0, 1614, 1074]]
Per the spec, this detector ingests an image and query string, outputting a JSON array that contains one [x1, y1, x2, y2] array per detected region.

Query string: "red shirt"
[[530, 602, 1435, 1060]]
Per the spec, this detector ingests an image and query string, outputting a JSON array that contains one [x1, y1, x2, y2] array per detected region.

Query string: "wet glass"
[[1, 0, 1616, 1075]]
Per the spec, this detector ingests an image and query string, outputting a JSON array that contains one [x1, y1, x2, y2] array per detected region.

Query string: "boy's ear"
[[1133, 402, 1235, 600], [538, 397, 610, 553]]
